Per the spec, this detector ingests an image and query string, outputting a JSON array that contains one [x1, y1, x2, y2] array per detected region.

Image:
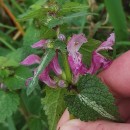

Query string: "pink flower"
[[96, 33, 115, 52], [49, 54, 62, 75], [31, 39, 48, 48], [88, 52, 112, 74], [38, 54, 62, 87], [21, 54, 41, 65], [88, 33, 115, 74], [21, 52, 62, 87], [67, 34, 87, 54], [68, 53, 87, 76], [39, 66, 57, 87], [67, 34, 88, 77]]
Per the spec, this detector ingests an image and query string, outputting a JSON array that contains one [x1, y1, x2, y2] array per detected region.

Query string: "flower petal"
[[68, 52, 87, 76], [67, 33, 87, 54], [96, 33, 115, 52], [31, 39, 47, 48], [88, 52, 112, 74], [50, 54, 62, 75], [21, 54, 41, 66], [39, 66, 56, 87]]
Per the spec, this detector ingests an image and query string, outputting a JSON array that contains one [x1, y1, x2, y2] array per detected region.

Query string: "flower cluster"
[[21, 33, 115, 87]]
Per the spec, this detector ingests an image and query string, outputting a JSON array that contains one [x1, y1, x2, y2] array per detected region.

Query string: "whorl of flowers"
[[21, 33, 115, 87]]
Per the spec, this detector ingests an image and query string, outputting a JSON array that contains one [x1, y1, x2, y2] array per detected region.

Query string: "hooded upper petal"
[[21, 54, 41, 66], [67, 34, 87, 54], [96, 33, 115, 52], [88, 52, 112, 74], [31, 39, 48, 48]]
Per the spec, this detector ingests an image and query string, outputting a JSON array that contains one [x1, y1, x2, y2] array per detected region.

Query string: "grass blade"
[[105, 0, 128, 41]]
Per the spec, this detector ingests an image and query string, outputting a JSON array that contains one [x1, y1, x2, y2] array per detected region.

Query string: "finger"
[[60, 119, 130, 130], [57, 109, 70, 130], [99, 50, 130, 98], [116, 98, 130, 122]]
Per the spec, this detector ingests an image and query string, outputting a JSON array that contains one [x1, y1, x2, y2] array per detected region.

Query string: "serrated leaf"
[[21, 89, 42, 115], [61, 2, 88, 14], [53, 40, 66, 52], [0, 56, 19, 68], [48, 11, 92, 28], [23, 25, 41, 46], [28, 117, 47, 130], [6, 48, 23, 63], [39, 26, 56, 39], [42, 87, 66, 130], [27, 49, 55, 95], [18, 0, 47, 21], [0, 91, 19, 122], [18, 8, 43, 22], [4, 66, 32, 90], [65, 75, 120, 122]]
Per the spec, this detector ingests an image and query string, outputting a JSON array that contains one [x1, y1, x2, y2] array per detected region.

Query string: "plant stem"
[[62, 53, 72, 83]]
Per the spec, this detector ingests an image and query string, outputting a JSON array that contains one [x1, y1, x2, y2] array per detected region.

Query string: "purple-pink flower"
[[88, 33, 115, 74], [21, 33, 115, 87], [21, 54, 41, 65], [21, 40, 63, 87], [67, 34, 88, 77], [31, 39, 48, 48]]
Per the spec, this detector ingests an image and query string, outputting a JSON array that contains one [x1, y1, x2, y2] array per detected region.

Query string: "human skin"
[[57, 50, 130, 130]]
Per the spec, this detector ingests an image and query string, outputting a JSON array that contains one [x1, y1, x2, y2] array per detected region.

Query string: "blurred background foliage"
[[0, 0, 130, 130]]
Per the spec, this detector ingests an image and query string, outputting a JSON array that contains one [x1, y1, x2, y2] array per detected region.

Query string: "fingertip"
[[98, 50, 130, 97], [57, 109, 70, 130]]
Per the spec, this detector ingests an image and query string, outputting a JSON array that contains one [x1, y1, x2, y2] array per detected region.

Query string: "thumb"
[[60, 119, 130, 130]]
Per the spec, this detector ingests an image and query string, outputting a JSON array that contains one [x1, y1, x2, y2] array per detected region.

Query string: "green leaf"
[[39, 26, 56, 39], [18, 0, 47, 21], [48, 11, 93, 28], [27, 49, 55, 95], [53, 40, 67, 52], [42, 87, 66, 130], [65, 75, 120, 121], [6, 48, 23, 63], [23, 24, 41, 46], [61, 2, 88, 14], [4, 66, 32, 90], [28, 117, 47, 130], [105, 0, 128, 41], [0, 56, 19, 68], [0, 91, 19, 122], [21, 89, 42, 115]]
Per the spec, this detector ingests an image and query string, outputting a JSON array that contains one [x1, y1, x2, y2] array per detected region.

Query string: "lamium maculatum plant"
[[21, 32, 121, 130], [1, 1, 126, 130]]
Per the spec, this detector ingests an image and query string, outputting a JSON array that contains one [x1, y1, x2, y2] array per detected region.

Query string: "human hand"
[[57, 50, 130, 130]]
